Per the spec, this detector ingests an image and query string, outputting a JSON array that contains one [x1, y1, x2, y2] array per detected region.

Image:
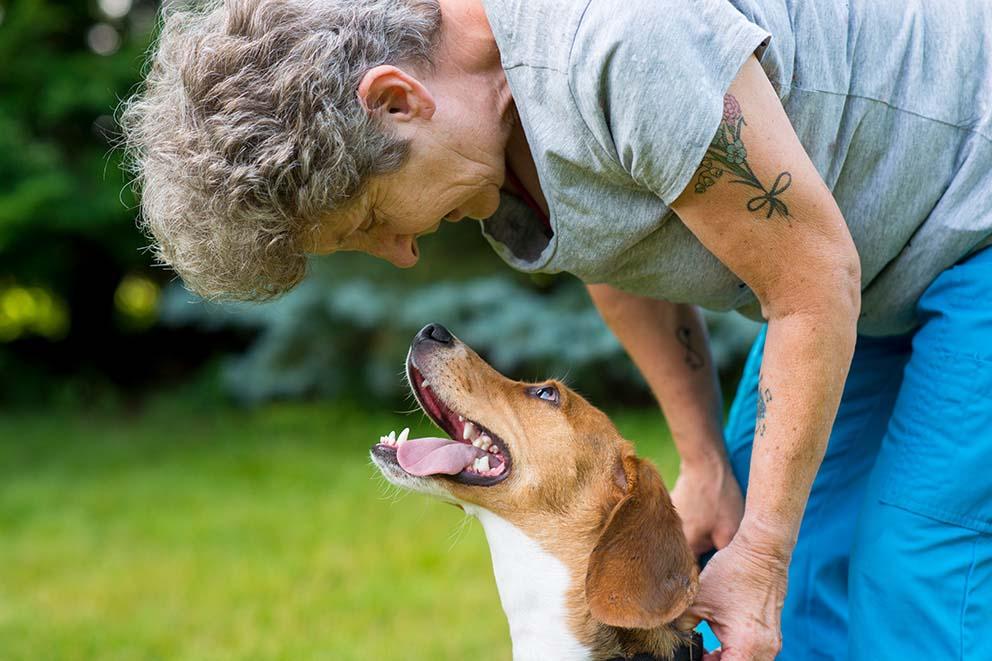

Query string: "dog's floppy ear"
[[585, 454, 698, 629]]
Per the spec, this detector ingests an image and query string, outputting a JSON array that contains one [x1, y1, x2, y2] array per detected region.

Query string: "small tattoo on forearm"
[[756, 378, 773, 437], [693, 94, 792, 220], [675, 326, 705, 371]]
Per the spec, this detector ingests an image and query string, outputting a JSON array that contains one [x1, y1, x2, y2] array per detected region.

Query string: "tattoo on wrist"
[[693, 94, 792, 220], [756, 377, 773, 437], [675, 326, 705, 371]]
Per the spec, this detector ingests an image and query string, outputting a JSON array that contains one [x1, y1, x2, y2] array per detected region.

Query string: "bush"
[[160, 259, 760, 406]]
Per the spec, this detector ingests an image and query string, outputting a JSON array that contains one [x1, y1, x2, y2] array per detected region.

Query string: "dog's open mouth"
[[372, 358, 512, 486]]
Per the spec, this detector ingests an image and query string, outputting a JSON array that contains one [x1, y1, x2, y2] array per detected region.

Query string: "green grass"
[[0, 401, 678, 660]]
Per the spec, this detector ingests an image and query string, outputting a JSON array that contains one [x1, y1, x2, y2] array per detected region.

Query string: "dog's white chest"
[[467, 506, 591, 661]]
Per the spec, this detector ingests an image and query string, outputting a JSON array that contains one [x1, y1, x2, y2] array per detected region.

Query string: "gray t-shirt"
[[479, 0, 992, 336]]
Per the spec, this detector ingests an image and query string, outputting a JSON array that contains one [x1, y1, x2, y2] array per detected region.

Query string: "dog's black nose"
[[417, 323, 453, 345]]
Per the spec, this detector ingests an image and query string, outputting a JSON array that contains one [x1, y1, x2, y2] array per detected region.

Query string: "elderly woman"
[[122, 0, 992, 658]]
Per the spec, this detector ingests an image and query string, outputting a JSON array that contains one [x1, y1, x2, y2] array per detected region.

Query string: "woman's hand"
[[670, 457, 744, 556], [689, 529, 790, 661]]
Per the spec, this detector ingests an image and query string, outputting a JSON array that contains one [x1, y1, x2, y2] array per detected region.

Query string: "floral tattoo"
[[693, 94, 792, 220]]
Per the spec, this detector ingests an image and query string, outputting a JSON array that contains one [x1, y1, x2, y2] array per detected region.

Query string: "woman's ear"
[[585, 455, 698, 629], [357, 65, 436, 122]]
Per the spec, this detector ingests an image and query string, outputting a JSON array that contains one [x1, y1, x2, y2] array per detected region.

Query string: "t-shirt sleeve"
[[568, 0, 771, 206]]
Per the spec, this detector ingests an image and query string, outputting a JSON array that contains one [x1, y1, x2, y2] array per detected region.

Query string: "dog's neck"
[[464, 504, 685, 661], [465, 504, 592, 660]]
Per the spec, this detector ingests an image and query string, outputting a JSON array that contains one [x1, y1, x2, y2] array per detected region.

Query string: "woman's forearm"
[[737, 307, 857, 555], [586, 284, 726, 467]]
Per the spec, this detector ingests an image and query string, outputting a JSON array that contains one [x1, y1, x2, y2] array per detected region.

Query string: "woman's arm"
[[668, 55, 861, 659], [586, 286, 744, 553], [586, 288, 724, 465]]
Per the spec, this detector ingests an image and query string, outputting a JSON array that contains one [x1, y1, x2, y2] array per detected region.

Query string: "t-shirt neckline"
[[503, 163, 553, 237]]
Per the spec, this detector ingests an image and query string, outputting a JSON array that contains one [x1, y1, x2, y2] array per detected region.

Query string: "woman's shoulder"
[[568, 0, 769, 203], [480, 0, 589, 72]]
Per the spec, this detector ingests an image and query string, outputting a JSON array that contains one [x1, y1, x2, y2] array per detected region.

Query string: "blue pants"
[[701, 246, 992, 659]]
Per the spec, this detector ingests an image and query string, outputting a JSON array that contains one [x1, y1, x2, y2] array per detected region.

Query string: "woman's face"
[[313, 46, 514, 267], [313, 131, 505, 267]]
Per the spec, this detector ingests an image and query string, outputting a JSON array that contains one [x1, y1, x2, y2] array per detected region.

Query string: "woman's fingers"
[[670, 459, 745, 556], [714, 640, 781, 661], [688, 540, 788, 661]]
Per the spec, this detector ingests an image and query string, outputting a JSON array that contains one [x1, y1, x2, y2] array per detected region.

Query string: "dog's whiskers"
[[379, 479, 409, 504], [369, 461, 412, 503], [445, 512, 475, 551]]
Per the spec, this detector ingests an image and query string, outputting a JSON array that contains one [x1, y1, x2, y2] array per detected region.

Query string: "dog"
[[371, 324, 703, 661]]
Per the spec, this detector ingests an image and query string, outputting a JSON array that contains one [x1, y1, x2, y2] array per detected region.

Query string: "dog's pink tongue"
[[397, 437, 483, 476]]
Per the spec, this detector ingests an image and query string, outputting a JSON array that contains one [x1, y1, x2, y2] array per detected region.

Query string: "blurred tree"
[[160, 252, 760, 408], [0, 0, 157, 277], [0, 0, 174, 402]]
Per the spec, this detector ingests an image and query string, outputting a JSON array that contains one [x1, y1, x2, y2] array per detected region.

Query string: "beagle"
[[372, 324, 703, 661]]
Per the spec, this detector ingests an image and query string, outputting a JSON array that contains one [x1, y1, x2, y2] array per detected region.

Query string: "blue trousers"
[[700, 246, 992, 659]]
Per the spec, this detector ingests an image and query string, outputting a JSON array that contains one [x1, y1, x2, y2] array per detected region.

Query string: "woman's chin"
[[471, 189, 502, 220]]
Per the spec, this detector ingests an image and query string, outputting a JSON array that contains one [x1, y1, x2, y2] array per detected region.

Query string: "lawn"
[[0, 400, 678, 660]]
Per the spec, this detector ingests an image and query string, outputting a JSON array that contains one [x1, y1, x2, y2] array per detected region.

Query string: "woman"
[[121, 0, 992, 658]]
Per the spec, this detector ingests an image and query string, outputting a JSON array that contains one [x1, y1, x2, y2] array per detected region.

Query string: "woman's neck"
[[504, 106, 550, 221]]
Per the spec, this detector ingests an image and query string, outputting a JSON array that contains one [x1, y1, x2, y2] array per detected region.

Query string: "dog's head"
[[371, 324, 697, 641]]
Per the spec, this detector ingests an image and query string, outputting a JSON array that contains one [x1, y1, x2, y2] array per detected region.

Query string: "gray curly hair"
[[119, 0, 442, 300]]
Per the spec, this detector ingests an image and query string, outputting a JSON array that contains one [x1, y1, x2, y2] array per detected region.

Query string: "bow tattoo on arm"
[[692, 94, 792, 220]]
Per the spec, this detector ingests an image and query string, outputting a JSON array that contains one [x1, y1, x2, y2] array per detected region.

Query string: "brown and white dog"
[[371, 324, 702, 661]]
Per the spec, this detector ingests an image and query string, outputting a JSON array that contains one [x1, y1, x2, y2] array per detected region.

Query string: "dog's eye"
[[527, 385, 559, 405]]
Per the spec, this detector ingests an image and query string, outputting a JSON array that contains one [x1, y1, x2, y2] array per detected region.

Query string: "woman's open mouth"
[[372, 358, 512, 486]]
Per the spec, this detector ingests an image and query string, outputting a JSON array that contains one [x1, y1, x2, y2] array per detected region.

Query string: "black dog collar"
[[604, 630, 705, 661]]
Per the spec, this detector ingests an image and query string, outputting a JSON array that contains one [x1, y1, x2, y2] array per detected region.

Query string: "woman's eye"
[[528, 385, 559, 404]]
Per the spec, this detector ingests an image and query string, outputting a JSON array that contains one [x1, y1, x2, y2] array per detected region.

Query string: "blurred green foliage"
[[0, 0, 177, 405], [0, 0, 153, 277], [161, 246, 760, 406]]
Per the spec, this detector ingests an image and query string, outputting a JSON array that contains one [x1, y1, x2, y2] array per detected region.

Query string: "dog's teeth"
[[488, 445, 498, 453], [478, 456, 490, 472], [397, 427, 409, 444], [478, 434, 492, 450], [462, 421, 475, 440], [458, 415, 464, 422], [421, 380, 430, 388], [388, 431, 396, 443]]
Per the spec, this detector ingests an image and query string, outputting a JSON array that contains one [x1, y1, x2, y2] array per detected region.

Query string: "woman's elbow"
[[836, 242, 863, 326]]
